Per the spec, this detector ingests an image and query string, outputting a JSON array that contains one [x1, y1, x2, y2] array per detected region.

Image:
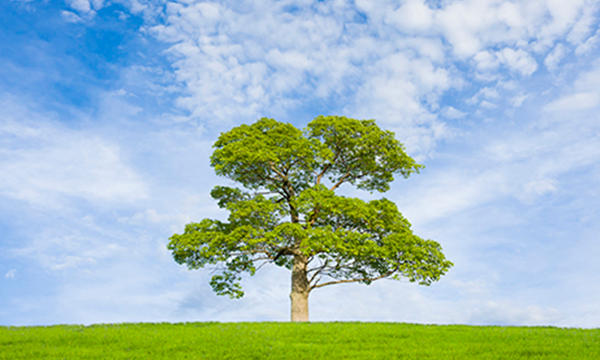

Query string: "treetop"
[[210, 115, 424, 195]]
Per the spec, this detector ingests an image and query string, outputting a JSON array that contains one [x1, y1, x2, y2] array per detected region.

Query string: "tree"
[[168, 116, 453, 322]]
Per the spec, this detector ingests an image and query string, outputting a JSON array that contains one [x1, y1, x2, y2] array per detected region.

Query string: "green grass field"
[[1, 322, 598, 359]]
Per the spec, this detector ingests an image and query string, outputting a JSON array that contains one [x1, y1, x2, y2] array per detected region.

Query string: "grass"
[[1, 322, 599, 359]]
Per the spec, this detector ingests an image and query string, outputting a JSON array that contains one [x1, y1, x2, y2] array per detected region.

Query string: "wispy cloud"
[[4, 269, 16, 279], [0, 98, 148, 209]]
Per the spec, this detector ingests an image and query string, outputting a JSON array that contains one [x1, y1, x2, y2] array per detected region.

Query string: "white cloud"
[[13, 227, 122, 272], [575, 29, 600, 55], [66, 0, 104, 13], [385, 0, 434, 33], [497, 1, 526, 29], [402, 77, 600, 226], [566, 1, 598, 44], [124, 0, 150, 15], [467, 300, 561, 325], [66, 0, 92, 13], [467, 86, 501, 109], [481, 87, 500, 100], [479, 100, 497, 109], [524, 178, 559, 196], [509, 94, 528, 107], [544, 43, 568, 71], [544, 60, 600, 111], [309, 277, 562, 325], [441, 106, 466, 119], [61, 10, 83, 23], [5, 269, 16, 279], [431, 0, 595, 60], [496, 48, 538, 76], [572, 60, 600, 90], [401, 168, 508, 225], [473, 48, 539, 77], [539, 0, 588, 41], [544, 91, 600, 111], [432, 0, 586, 58], [473, 50, 499, 72], [0, 100, 147, 209], [434, 0, 494, 58]]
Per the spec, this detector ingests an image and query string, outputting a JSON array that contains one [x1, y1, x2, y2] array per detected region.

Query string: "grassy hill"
[[1, 322, 599, 359]]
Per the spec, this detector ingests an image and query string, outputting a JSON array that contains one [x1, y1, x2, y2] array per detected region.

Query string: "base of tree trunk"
[[290, 291, 309, 322], [290, 254, 310, 322]]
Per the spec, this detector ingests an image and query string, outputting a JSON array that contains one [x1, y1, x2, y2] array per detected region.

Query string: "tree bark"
[[290, 254, 310, 322]]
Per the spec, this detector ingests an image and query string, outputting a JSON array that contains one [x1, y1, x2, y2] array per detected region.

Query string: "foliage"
[[168, 116, 452, 298], [1, 322, 599, 359]]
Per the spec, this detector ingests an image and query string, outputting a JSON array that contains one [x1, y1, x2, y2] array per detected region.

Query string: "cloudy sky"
[[1, 0, 600, 327]]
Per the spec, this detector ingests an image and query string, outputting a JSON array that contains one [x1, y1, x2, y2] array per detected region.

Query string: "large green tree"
[[168, 116, 452, 322]]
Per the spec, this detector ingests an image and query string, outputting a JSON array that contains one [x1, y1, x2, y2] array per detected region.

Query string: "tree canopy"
[[168, 116, 453, 321]]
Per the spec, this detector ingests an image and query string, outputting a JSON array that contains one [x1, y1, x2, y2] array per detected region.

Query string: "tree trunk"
[[290, 254, 309, 322]]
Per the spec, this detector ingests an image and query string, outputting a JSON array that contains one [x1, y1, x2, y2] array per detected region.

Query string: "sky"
[[1, 0, 600, 328]]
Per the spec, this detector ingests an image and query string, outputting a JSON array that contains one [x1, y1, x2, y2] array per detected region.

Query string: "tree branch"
[[255, 258, 273, 272], [272, 247, 300, 261], [309, 271, 394, 291], [307, 258, 329, 285], [253, 190, 278, 196], [307, 258, 329, 274], [268, 161, 286, 182], [330, 171, 351, 191], [316, 163, 331, 185], [308, 267, 323, 285]]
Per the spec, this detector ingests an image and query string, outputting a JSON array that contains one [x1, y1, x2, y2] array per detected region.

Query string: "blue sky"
[[1, 0, 600, 327]]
